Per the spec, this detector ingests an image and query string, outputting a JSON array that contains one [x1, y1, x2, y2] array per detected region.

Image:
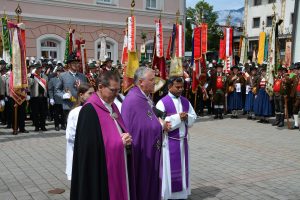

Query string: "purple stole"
[[161, 94, 189, 193], [87, 93, 129, 200]]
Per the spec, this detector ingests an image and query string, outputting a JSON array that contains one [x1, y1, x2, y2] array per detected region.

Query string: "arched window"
[[94, 37, 118, 64], [96, 42, 113, 61], [36, 34, 65, 61], [145, 40, 154, 61]]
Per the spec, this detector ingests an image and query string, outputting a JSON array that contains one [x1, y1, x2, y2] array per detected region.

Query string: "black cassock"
[[70, 104, 110, 200]]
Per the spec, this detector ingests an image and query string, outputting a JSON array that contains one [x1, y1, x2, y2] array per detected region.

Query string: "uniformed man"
[[86, 62, 98, 91], [272, 66, 287, 127], [244, 66, 259, 120], [49, 64, 65, 131], [102, 57, 114, 72], [55, 52, 87, 126], [29, 61, 48, 132], [207, 64, 227, 119], [290, 62, 300, 130]]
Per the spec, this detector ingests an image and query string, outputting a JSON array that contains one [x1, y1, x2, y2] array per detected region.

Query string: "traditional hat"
[[0, 59, 7, 65], [230, 65, 239, 70], [66, 51, 80, 64]]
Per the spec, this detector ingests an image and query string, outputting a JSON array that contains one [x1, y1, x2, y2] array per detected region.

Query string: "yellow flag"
[[126, 51, 139, 78], [169, 57, 183, 77], [257, 32, 266, 65]]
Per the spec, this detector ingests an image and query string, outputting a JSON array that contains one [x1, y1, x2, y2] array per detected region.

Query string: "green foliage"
[[185, 0, 220, 51]]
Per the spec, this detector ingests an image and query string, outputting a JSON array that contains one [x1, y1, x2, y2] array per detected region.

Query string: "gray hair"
[[134, 67, 154, 85]]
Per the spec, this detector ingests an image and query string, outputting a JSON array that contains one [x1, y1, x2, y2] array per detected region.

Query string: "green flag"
[[1, 17, 12, 56], [64, 31, 70, 63]]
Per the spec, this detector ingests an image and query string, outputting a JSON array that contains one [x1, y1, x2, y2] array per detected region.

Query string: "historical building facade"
[[1, 0, 186, 64], [244, 0, 296, 58]]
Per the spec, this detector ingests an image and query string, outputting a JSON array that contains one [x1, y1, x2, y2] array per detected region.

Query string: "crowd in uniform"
[[0, 53, 116, 134], [1, 54, 300, 134], [181, 60, 300, 130]]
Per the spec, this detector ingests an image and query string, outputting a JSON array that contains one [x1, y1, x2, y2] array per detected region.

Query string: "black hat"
[[66, 51, 80, 64], [88, 62, 97, 69], [0, 60, 7, 65], [56, 66, 64, 72], [250, 66, 258, 72], [230, 65, 239, 71], [215, 64, 223, 69], [103, 57, 113, 64], [34, 62, 42, 68], [295, 62, 300, 69]]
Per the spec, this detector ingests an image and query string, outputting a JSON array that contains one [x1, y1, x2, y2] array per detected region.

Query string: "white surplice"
[[156, 92, 197, 200], [66, 106, 82, 181]]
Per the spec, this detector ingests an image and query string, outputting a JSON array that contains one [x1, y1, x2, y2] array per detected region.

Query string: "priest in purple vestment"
[[156, 77, 197, 200], [71, 71, 136, 200], [122, 67, 170, 200]]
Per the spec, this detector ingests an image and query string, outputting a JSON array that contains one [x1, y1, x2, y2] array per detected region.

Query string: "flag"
[[285, 41, 292, 67], [266, 22, 276, 96], [201, 23, 208, 54], [239, 35, 248, 65], [123, 16, 139, 93], [166, 36, 172, 60], [225, 27, 233, 73], [152, 21, 166, 92], [121, 31, 128, 65], [191, 29, 199, 93], [169, 23, 184, 77], [264, 35, 269, 62], [1, 17, 12, 63], [7, 22, 27, 105], [64, 30, 70, 63], [257, 32, 266, 64]]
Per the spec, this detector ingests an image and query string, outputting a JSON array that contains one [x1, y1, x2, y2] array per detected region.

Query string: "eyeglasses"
[[107, 87, 120, 93]]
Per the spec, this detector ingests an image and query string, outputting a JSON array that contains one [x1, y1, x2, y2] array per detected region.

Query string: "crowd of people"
[[1, 52, 300, 199]]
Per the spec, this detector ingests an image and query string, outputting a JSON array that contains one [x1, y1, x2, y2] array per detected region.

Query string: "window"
[[291, 13, 294, 24], [94, 37, 118, 64], [268, 0, 275, 3], [40, 40, 59, 59], [97, 43, 113, 61], [96, 0, 112, 4], [254, 0, 261, 6], [146, 0, 157, 9], [37, 34, 65, 61], [253, 17, 260, 28], [266, 16, 273, 27], [145, 42, 154, 61]]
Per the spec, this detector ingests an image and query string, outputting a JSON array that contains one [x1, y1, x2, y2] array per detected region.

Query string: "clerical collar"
[[98, 95, 113, 113], [168, 92, 180, 99], [69, 71, 77, 77]]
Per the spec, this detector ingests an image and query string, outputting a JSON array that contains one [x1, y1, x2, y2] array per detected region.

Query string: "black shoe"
[[55, 127, 60, 131], [19, 129, 29, 133], [34, 127, 39, 132], [263, 119, 269, 124], [272, 115, 280, 126], [41, 127, 47, 132], [247, 116, 252, 120], [231, 115, 235, 119], [291, 125, 299, 130], [219, 115, 223, 119], [257, 119, 264, 123], [61, 126, 66, 130]]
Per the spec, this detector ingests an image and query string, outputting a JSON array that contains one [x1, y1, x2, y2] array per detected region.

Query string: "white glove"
[[63, 93, 71, 99], [50, 99, 55, 106], [4, 97, 8, 102], [185, 78, 191, 82], [26, 95, 31, 101], [0, 100, 5, 107]]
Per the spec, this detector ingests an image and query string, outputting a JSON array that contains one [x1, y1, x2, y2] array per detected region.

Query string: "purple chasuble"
[[161, 94, 189, 193], [121, 86, 162, 200], [86, 93, 131, 200]]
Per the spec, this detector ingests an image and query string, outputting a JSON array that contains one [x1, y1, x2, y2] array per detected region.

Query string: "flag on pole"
[[1, 17, 12, 63], [257, 32, 266, 64], [266, 21, 276, 96], [169, 23, 184, 77], [7, 22, 27, 105]]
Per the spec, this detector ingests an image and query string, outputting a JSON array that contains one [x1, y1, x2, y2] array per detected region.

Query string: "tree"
[[185, 1, 219, 52]]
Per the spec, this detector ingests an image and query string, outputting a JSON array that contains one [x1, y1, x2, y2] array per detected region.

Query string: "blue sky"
[[187, 0, 244, 11]]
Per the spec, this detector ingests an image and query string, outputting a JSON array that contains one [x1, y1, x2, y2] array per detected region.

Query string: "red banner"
[[166, 36, 172, 60], [194, 27, 201, 60], [219, 33, 226, 60], [201, 23, 208, 54]]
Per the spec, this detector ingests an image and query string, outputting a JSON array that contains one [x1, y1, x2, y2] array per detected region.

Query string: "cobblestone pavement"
[[1, 115, 300, 200]]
